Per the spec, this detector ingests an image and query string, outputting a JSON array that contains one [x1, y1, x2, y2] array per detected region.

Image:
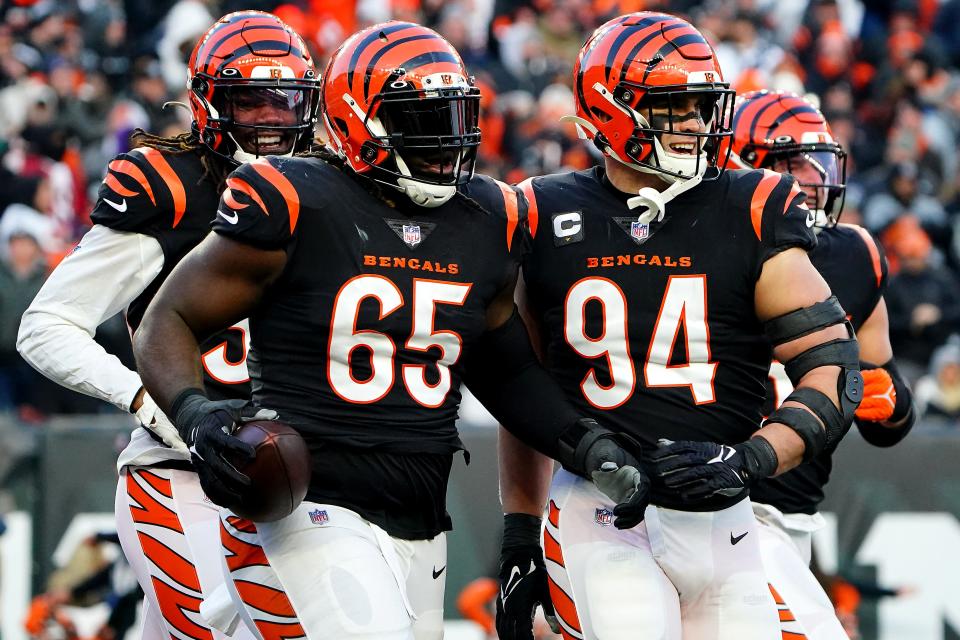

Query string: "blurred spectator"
[[861, 161, 948, 236], [915, 338, 960, 421], [0, 219, 48, 412], [885, 221, 960, 375]]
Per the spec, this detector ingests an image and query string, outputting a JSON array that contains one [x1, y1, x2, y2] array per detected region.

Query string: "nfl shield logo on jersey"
[[403, 224, 422, 248], [595, 508, 614, 526], [309, 509, 329, 525], [630, 221, 649, 241]]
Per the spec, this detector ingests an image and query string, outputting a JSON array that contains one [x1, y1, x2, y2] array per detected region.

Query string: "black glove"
[[495, 514, 559, 640], [650, 437, 779, 501], [559, 419, 650, 529], [170, 388, 277, 506]]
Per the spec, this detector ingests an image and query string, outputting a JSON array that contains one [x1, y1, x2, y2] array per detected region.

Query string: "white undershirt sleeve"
[[17, 224, 165, 411]]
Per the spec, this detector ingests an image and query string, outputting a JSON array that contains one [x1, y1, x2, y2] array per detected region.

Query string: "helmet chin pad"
[[397, 178, 456, 208]]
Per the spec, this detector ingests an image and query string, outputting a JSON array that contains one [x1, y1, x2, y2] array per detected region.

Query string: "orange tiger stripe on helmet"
[[151, 577, 212, 640], [107, 158, 156, 206], [249, 158, 300, 232], [139, 148, 187, 228], [127, 470, 182, 533]]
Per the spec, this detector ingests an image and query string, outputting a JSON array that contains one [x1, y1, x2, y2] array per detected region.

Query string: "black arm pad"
[[462, 309, 582, 460], [763, 405, 826, 463], [783, 334, 860, 384], [856, 358, 916, 447], [763, 296, 847, 346]]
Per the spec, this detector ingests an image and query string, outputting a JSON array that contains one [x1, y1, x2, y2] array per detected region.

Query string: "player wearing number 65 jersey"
[[17, 12, 318, 640], [496, 12, 863, 640], [134, 22, 648, 640], [730, 90, 915, 639]]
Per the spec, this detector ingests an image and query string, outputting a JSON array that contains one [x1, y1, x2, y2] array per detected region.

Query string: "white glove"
[[135, 391, 189, 454]]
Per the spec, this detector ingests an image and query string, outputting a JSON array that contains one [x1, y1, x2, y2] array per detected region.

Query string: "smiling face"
[[225, 86, 305, 155], [642, 93, 715, 158]]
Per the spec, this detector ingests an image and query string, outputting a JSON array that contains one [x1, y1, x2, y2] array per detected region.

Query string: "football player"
[[495, 12, 863, 640], [132, 22, 648, 640], [730, 90, 915, 639], [16, 12, 318, 640]]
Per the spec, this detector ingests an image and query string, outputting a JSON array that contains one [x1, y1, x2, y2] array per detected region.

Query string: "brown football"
[[231, 420, 310, 522]]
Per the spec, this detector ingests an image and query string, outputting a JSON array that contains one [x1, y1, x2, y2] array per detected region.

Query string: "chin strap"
[[627, 172, 703, 223]]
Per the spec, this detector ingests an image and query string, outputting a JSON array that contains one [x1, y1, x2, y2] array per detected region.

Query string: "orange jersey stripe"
[[225, 176, 266, 213], [543, 528, 565, 567], [249, 159, 301, 234], [226, 515, 258, 534], [139, 148, 187, 228], [782, 180, 806, 215], [849, 224, 883, 287], [221, 521, 270, 572], [136, 468, 174, 498], [547, 575, 582, 633], [548, 500, 560, 528], [782, 632, 808, 639], [108, 158, 156, 205], [492, 179, 520, 251], [517, 178, 538, 238], [768, 583, 786, 605], [251, 619, 306, 640], [151, 578, 212, 640], [750, 169, 782, 241], [137, 532, 203, 592], [103, 173, 139, 198], [127, 471, 182, 533], [235, 580, 299, 618]]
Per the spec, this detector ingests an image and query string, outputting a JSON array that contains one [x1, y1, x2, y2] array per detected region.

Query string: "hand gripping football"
[[230, 420, 310, 522]]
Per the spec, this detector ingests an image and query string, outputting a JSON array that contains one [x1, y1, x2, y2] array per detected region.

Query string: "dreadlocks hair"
[[128, 128, 233, 193]]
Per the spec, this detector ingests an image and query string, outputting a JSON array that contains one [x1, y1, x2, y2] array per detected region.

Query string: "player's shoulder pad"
[[837, 222, 888, 289], [91, 147, 200, 232], [459, 173, 525, 252], [213, 156, 316, 250], [727, 168, 815, 247]]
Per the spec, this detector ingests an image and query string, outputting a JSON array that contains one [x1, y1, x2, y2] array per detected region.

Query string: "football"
[[231, 420, 310, 522]]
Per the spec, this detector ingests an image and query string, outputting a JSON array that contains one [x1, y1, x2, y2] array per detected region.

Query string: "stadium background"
[[0, 0, 959, 638]]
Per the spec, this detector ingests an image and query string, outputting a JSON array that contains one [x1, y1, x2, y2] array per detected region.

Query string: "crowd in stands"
[[1, 0, 960, 427]]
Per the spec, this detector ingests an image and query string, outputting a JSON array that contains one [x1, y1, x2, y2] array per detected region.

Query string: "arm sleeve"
[[462, 309, 581, 460], [17, 225, 164, 411]]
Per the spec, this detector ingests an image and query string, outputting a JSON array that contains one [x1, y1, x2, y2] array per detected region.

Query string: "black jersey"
[[90, 147, 250, 399], [519, 166, 815, 510], [212, 156, 525, 537], [753, 223, 888, 515]]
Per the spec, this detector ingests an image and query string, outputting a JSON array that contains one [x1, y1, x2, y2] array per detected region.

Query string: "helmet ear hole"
[[331, 117, 350, 138]]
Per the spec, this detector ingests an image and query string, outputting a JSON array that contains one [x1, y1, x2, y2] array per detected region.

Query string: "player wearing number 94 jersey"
[[16, 11, 319, 640], [135, 22, 648, 640], [495, 12, 863, 640]]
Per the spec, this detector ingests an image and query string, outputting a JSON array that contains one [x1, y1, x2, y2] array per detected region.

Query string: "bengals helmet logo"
[[705, 72, 715, 83], [441, 73, 452, 85], [269, 68, 283, 79]]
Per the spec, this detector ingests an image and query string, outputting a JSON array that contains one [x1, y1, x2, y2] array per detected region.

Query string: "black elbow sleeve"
[[462, 309, 581, 459]]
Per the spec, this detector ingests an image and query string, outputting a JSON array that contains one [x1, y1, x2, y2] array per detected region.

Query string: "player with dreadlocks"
[[17, 11, 318, 640]]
